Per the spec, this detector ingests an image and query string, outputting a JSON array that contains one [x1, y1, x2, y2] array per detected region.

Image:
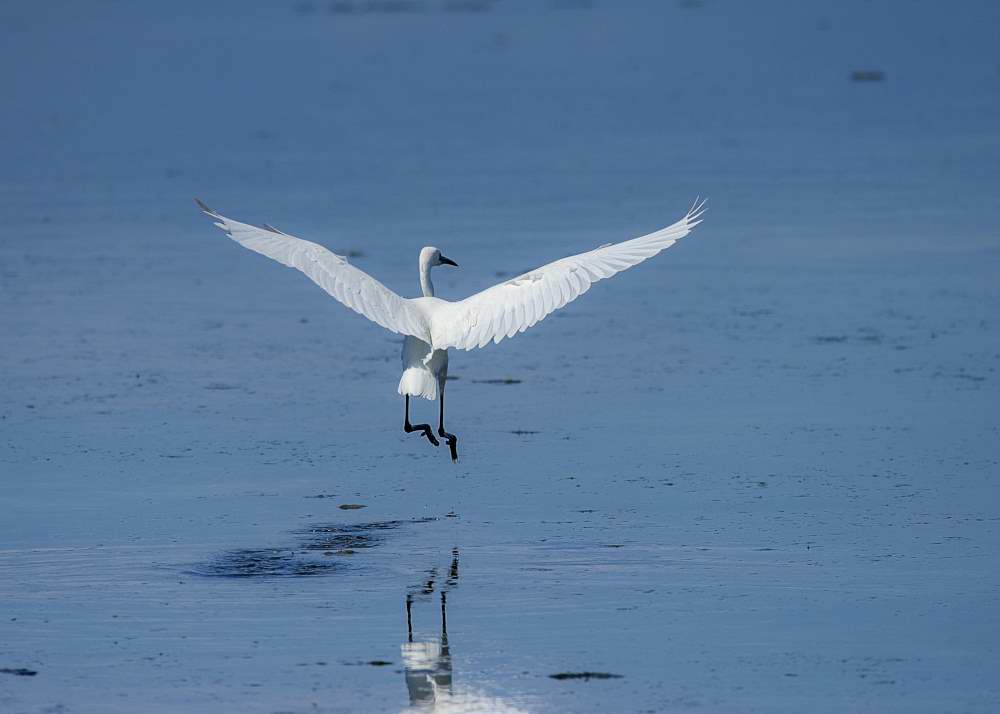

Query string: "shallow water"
[[2, 0, 1000, 711]]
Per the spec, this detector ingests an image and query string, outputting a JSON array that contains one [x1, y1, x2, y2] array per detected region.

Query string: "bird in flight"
[[197, 198, 706, 462]]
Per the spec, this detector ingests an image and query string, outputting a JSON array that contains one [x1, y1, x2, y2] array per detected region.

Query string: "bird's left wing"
[[197, 200, 428, 340], [430, 199, 706, 350]]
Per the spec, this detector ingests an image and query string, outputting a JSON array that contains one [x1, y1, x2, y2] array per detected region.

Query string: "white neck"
[[419, 258, 434, 297]]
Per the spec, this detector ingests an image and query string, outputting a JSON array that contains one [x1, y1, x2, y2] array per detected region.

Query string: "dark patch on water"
[[814, 330, 887, 346], [931, 370, 987, 386], [509, 429, 539, 435], [194, 549, 340, 578], [472, 378, 522, 384], [736, 308, 773, 317], [856, 328, 883, 344], [549, 671, 623, 680], [338, 503, 367, 510], [305, 493, 337, 499], [194, 518, 436, 579], [298, 518, 437, 553], [952, 373, 986, 382], [1, 667, 37, 676], [851, 69, 885, 82]]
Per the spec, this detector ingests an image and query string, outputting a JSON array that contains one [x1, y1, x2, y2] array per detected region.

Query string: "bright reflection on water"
[[401, 548, 530, 714]]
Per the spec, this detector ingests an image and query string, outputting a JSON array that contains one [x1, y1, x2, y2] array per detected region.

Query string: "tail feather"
[[398, 368, 438, 400]]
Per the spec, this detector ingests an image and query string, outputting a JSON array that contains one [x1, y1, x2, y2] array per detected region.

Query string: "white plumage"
[[428, 202, 705, 351], [399, 334, 448, 401], [198, 198, 706, 460]]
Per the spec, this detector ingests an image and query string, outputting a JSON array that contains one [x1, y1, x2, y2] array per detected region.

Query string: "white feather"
[[197, 199, 429, 342], [199, 198, 706, 399], [429, 198, 706, 351]]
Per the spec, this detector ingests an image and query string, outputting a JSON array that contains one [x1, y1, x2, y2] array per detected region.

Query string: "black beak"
[[439, 256, 458, 267]]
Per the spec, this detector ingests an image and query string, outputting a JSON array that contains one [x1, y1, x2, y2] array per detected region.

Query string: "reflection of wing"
[[402, 638, 529, 714], [430, 199, 706, 350], [401, 578, 529, 714], [197, 200, 429, 340], [403, 640, 452, 706]]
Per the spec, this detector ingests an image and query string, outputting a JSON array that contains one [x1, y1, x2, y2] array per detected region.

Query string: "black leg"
[[446, 547, 459, 588], [437, 387, 459, 462], [404, 395, 439, 446], [440, 590, 448, 647], [406, 593, 413, 643]]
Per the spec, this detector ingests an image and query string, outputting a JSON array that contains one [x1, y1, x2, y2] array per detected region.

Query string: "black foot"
[[438, 429, 459, 462], [405, 421, 439, 447]]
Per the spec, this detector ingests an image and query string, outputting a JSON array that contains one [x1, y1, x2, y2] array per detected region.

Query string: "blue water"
[[2, 1, 999, 711]]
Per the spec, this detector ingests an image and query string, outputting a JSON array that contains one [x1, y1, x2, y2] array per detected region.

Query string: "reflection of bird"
[[403, 549, 458, 708], [403, 593, 454, 706], [401, 549, 529, 714], [197, 199, 706, 461]]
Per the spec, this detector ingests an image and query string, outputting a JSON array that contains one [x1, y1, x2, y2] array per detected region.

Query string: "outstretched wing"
[[430, 199, 706, 350], [197, 200, 428, 340]]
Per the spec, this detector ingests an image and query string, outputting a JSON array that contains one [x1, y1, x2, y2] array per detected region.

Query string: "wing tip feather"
[[195, 198, 217, 216], [686, 196, 708, 225]]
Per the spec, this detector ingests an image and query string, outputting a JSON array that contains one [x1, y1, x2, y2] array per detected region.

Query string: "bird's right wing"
[[430, 199, 706, 350], [197, 200, 428, 340]]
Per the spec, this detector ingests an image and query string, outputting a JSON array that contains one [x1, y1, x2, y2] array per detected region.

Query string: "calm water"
[[2, 1, 999, 711]]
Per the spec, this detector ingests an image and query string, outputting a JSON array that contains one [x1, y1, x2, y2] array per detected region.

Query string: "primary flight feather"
[[197, 198, 706, 461]]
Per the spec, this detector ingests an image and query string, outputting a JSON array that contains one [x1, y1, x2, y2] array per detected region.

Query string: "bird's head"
[[421, 246, 458, 268]]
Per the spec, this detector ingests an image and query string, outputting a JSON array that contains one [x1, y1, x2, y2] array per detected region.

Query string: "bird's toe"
[[441, 433, 459, 462]]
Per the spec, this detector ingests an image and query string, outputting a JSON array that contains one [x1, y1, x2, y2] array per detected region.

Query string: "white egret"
[[197, 198, 706, 461]]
